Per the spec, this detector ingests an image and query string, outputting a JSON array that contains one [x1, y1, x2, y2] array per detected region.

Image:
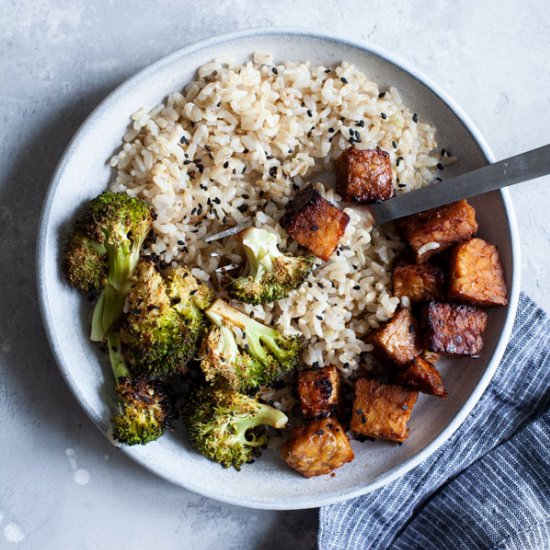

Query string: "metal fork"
[[364, 144, 550, 227]]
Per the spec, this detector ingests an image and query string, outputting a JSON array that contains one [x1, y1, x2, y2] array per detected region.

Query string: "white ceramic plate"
[[37, 28, 520, 510]]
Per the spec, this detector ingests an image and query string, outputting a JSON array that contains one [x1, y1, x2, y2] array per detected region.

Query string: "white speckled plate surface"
[[37, 28, 520, 510]]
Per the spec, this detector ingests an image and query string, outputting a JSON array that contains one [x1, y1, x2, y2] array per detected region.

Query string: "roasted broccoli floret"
[[199, 316, 266, 392], [63, 191, 153, 342], [120, 260, 214, 377], [199, 299, 302, 390], [108, 332, 176, 445], [228, 227, 313, 305], [182, 384, 288, 470]]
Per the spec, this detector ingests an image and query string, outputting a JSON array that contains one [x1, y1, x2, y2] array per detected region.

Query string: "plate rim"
[[36, 26, 521, 510]]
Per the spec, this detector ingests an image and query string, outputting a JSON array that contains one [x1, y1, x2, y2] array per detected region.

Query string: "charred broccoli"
[[183, 384, 288, 469], [108, 332, 176, 445], [199, 299, 302, 391], [63, 191, 153, 342], [120, 260, 214, 377], [228, 227, 313, 305]]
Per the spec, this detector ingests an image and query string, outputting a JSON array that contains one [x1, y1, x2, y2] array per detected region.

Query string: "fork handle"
[[368, 143, 550, 225]]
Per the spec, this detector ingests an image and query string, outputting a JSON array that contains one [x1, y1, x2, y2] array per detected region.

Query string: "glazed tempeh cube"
[[395, 355, 447, 398], [281, 418, 355, 478], [422, 301, 488, 356], [398, 200, 478, 262], [280, 185, 350, 261], [335, 147, 394, 203], [448, 238, 508, 306], [298, 366, 342, 419], [351, 378, 417, 442], [392, 263, 445, 303], [369, 308, 422, 366]]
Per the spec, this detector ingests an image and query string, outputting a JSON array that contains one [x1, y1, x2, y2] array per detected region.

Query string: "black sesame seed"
[[318, 282, 324, 289], [242, 194, 249, 199], [237, 204, 248, 213], [183, 160, 191, 165], [312, 361, 320, 369], [177, 240, 184, 245], [398, 183, 407, 188], [207, 198, 211, 205], [243, 148, 249, 154], [213, 197, 221, 204], [402, 404, 409, 410], [437, 162, 444, 170], [190, 289, 198, 296], [306, 109, 313, 118], [272, 67, 278, 75], [316, 315, 323, 320], [259, 190, 265, 198], [392, 140, 398, 149], [381, 112, 388, 120], [340, 77, 348, 84], [397, 156, 403, 166], [269, 166, 277, 178], [361, 415, 367, 424], [344, 362, 350, 369], [324, 68, 331, 73], [310, 224, 319, 231], [353, 285, 361, 290], [356, 120, 365, 127], [180, 136, 189, 144], [328, 127, 335, 133], [315, 429, 325, 436], [349, 128, 354, 137], [412, 113, 418, 123], [266, 155, 274, 160], [191, 208, 197, 215], [223, 161, 229, 169], [378, 92, 386, 98]]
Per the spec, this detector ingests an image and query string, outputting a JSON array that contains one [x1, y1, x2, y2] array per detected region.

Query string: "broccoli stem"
[[90, 285, 127, 342], [107, 332, 129, 381], [246, 403, 288, 430], [241, 228, 280, 282], [90, 239, 143, 342], [207, 299, 294, 364]]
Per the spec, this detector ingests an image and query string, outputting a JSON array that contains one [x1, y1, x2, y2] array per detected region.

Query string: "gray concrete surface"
[[1, 1, 549, 548]]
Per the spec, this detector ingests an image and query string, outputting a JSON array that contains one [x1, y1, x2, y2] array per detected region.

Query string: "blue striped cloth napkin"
[[319, 293, 550, 550]]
